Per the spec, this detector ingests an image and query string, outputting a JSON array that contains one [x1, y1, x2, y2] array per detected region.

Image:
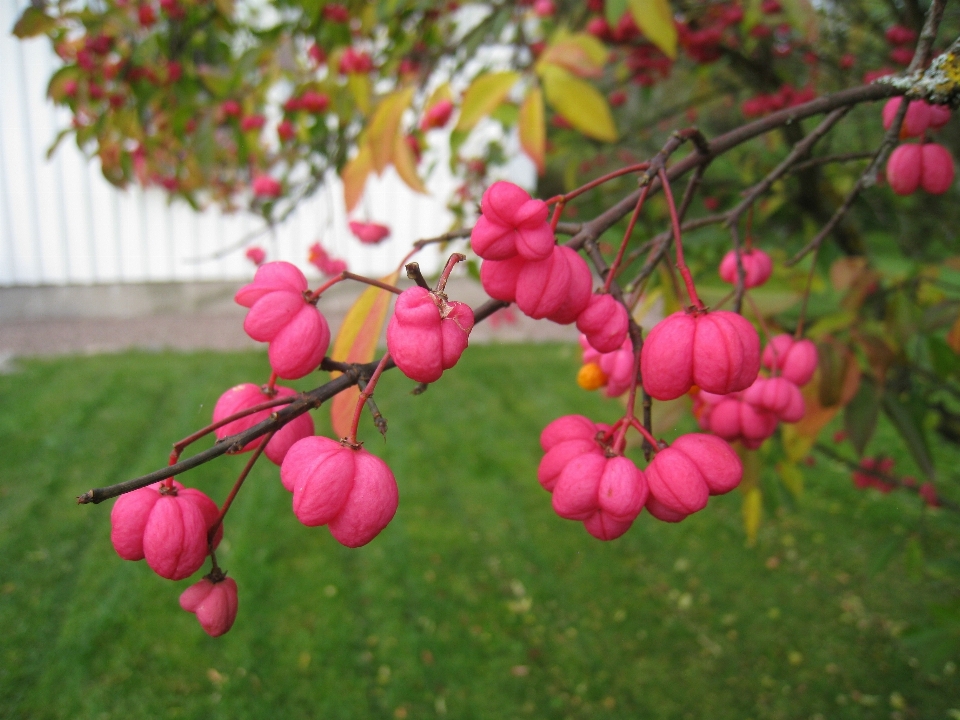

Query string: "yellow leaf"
[[393, 132, 426, 194], [518, 86, 545, 175], [777, 462, 804, 499], [628, 0, 678, 59], [781, 425, 816, 464], [539, 64, 618, 143], [348, 73, 371, 114], [454, 71, 521, 132], [329, 273, 399, 438], [742, 487, 762, 546], [341, 143, 372, 213], [537, 33, 608, 78], [367, 87, 414, 175]]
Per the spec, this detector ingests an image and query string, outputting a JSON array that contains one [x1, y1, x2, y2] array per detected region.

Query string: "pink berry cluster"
[[235, 261, 331, 379], [538, 415, 744, 538], [883, 98, 955, 196], [213, 383, 314, 466], [694, 334, 816, 448], [474, 181, 629, 349], [111, 479, 237, 636]]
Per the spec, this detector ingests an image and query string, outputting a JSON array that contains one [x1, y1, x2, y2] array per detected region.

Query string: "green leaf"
[[13, 7, 56, 38], [605, 0, 629, 26], [539, 64, 617, 143], [628, 0, 678, 59], [776, 462, 804, 499], [454, 71, 521, 132], [844, 377, 879, 457], [867, 535, 903, 577], [882, 392, 935, 479]]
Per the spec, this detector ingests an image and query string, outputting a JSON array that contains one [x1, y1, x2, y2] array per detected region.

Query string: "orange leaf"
[[341, 143, 372, 213], [537, 34, 608, 78], [393, 132, 427, 194], [328, 272, 399, 438], [518, 86, 545, 175]]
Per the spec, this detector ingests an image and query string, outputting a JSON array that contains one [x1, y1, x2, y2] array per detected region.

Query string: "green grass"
[[1, 346, 958, 720]]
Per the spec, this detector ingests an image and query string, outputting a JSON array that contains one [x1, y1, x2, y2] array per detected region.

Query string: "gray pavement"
[[0, 278, 579, 360]]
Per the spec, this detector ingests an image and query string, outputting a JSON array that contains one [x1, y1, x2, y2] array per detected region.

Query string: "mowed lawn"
[[0, 346, 958, 720]]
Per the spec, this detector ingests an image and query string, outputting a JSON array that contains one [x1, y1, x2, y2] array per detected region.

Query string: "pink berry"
[[718, 248, 773, 288], [884, 24, 917, 46], [707, 397, 779, 448], [921, 143, 955, 194], [479, 256, 526, 303], [280, 437, 399, 547], [349, 221, 391, 244], [641, 310, 760, 400], [240, 114, 266, 131], [928, 104, 951, 129], [245, 246, 266, 266], [470, 182, 555, 261], [235, 262, 331, 379], [881, 98, 932, 138], [534, 0, 555, 17], [252, 175, 282, 198], [645, 495, 689, 523], [645, 433, 742, 516], [299, 90, 329, 114], [538, 437, 603, 492], [540, 414, 601, 451], [212, 384, 314, 465], [576, 294, 629, 353], [110, 480, 223, 580], [551, 454, 648, 540], [386, 287, 475, 384], [180, 577, 238, 637], [742, 377, 805, 423], [761, 334, 818, 386], [547, 247, 593, 325], [515, 245, 572, 319], [420, 99, 454, 130], [886, 144, 922, 195], [580, 334, 635, 398]]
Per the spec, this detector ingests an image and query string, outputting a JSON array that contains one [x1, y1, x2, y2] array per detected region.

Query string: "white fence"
[[0, 0, 456, 287]]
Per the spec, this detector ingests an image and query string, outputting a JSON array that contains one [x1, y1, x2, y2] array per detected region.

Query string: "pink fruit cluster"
[[180, 576, 238, 637], [718, 248, 773, 288], [538, 416, 743, 535], [387, 287, 475, 384], [694, 334, 816, 448], [641, 309, 761, 400], [213, 383, 314, 466], [235, 262, 331, 379], [882, 97, 954, 196], [110, 480, 223, 580], [579, 334, 635, 398], [308, 241, 347, 276], [473, 182, 628, 349], [280, 437, 399, 547], [886, 142, 955, 196], [853, 457, 896, 493], [537, 415, 645, 540]]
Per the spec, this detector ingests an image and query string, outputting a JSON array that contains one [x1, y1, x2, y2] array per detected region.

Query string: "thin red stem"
[[549, 201, 565, 232], [603, 185, 651, 293], [435, 253, 466, 294], [207, 432, 272, 545], [308, 271, 402, 302], [660, 168, 704, 310], [168, 395, 296, 466], [629, 418, 660, 450], [795, 243, 821, 339], [265, 372, 278, 395], [552, 163, 651, 205], [347, 353, 392, 445]]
